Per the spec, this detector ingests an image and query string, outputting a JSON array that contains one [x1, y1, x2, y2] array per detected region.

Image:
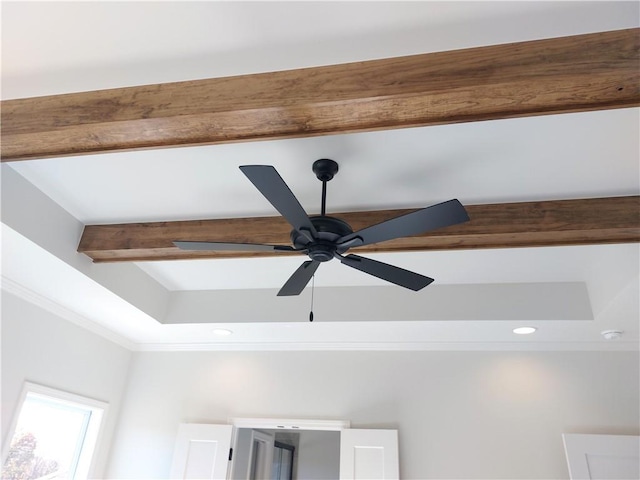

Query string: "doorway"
[[169, 419, 399, 479], [230, 428, 340, 480]]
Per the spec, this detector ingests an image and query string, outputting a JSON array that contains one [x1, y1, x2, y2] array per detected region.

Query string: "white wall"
[[106, 349, 639, 479], [1, 291, 133, 478]]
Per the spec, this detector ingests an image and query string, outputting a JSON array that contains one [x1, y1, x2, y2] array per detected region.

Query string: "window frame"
[[2, 381, 109, 479]]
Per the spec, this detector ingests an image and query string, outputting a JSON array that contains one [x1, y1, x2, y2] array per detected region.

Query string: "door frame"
[[247, 429, 275, 480], [172, 419, 398, 480], [230, 417, 350, 431]]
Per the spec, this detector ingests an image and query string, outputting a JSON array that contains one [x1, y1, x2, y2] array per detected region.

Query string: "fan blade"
[[174, 241, 297, 252], [338, 199, 469, 248], [340, 254, 434, 291], [240, 165, 317, 239], [278, 260, 320, 296]]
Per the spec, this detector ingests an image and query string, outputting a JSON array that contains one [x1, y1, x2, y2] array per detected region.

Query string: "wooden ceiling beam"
[[2, 28, 639, 162], [78, 196, 640, 262]]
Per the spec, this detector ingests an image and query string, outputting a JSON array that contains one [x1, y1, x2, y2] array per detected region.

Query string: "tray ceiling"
[[1, 1, 638, 351]]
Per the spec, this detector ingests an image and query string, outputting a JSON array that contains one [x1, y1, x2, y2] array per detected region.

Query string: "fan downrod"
[[313, 159, 339, 217]]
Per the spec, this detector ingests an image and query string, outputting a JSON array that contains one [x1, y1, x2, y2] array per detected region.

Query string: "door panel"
[[170, 423, 233, 480], [340, 429, 399, 480], [563, 433, 640, 480]]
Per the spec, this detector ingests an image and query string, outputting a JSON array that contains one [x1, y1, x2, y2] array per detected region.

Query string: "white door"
[[563, 433, 640, 480], [248, 430, 275, 480], [339, 429, 399, 480], [170, 423, 233, 480]]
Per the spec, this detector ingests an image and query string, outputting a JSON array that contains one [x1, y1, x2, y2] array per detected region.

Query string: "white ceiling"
[[1, 1, 639, 351]]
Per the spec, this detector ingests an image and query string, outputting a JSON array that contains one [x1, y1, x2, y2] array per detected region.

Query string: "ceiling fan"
[[174, 159, 470, 296]]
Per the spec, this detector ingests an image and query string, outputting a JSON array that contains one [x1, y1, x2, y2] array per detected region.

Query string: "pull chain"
[[309, 275, 315, 322]]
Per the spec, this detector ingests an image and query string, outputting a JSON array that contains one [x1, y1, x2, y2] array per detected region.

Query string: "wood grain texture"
[[78, 196, 640, 262], [2, 28, 638, 161]]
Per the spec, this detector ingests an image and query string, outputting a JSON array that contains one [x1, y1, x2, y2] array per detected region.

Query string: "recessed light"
[[213, 328, 233, 336], [513, 326, 537, 335], [601, 329, 623, 340]]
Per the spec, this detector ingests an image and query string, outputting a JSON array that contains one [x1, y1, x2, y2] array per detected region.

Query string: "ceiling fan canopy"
[[174, 159, 470, 296]]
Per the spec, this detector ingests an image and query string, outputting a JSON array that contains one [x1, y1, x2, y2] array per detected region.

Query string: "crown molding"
[[1, 275, 137, 351]]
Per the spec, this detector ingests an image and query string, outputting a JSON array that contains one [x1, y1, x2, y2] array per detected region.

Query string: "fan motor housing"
[[291, 216, 353, 262]]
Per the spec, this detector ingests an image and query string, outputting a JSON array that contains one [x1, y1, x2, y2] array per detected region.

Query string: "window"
[[2, 383, 107, 480]]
